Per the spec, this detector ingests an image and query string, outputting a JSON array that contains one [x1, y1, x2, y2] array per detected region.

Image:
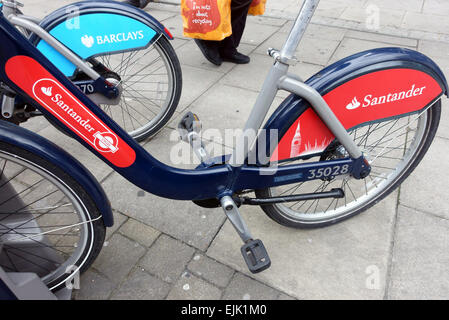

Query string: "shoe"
[[125, 0, 151, 8], [194, 39, 222, 66], [221, 51, 250, 64]]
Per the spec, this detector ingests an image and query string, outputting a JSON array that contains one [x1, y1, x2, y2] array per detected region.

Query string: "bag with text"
[[181, 0, 232, 41], [248, 0, 267, 16]]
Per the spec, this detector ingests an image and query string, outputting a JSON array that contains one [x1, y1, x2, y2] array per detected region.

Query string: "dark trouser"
[[219, 0, 253, 56]]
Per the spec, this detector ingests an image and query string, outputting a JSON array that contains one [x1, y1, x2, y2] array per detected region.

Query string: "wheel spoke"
[[262, 105, 435, 225]]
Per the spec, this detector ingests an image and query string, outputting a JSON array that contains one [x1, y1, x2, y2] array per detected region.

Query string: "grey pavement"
[[17, 0, 449, 299]]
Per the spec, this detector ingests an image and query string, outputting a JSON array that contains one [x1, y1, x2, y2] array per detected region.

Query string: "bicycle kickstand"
[[220, 196, 271, 273]]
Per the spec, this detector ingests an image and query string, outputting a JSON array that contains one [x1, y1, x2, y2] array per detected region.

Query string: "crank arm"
[[220, 196, 271, 273]]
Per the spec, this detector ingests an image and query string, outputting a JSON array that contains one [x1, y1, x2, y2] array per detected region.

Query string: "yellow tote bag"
[[182, 0, 232, 41], [248, 0, 267, 16]]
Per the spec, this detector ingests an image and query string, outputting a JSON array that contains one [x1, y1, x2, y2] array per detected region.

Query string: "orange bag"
[[181, 0, 232, 41], [248, 0, 267, 16]]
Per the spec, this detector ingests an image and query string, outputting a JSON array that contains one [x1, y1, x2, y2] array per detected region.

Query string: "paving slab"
[[176, 39, 256, 74], [73, 269, 117, 300], [256, 33, 340, 66], [22, 1, 70, 19], [219, 54, 274, 92], [208, 192, 398, 299], [265, 0, 298, 12], [240, 20, 281, 47], [160, 15, 185, 39], [166, 273, 222, 300], [329, 37, 415, 64], [418, 40, 449, 61], [399, 137, 449, 219], [101, 172, 227, 251], [105, 210, 128, 240], [402, 11, 449, 35], [20, 117, 51, 134], [423, 0, 449, 16], [247, 14, 288, 27], [110, 268, 171, 300], [92, 234, 146, 284], [437, 99, 449, 140], [100, 128, 228, 250], [222, 273, 281, 300], [177, 64, 225, 111], [139, 234, 195, 283], [119, 218, 161, 248], [187, 253, 234, 288], [340, 7, 405, 29], [368, 0, 424, 13], [279, 22, 346, 41], [345, 30, 418, 48], [312, 0, 347, 19], [387, 206, 449, 299], [144, 8, 178, 22]]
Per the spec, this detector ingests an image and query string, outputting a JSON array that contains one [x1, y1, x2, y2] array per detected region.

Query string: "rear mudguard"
[[0, 120, 114, 227], [29, 0, 173, 77], [262, 47, 448, 162]]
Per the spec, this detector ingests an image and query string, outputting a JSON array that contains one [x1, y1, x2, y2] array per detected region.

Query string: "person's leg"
[[194, 39, 223, 66], [219, 0, 253, 58], [194, 0, 252, 66], [124, 0, 152, 9]]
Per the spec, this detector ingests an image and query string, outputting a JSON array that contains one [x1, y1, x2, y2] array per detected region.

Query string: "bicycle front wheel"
[[255, 100, 441, 228], [0, 141, 105, 291], [93, 36, 182, 141]]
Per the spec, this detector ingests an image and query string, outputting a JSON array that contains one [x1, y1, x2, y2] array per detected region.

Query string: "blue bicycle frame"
[[0, 1, 446, 204]]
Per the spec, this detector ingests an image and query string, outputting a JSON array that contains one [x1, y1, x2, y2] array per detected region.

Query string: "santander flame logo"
[[346, 97, 361, 110], [41, 86, 52, 97]]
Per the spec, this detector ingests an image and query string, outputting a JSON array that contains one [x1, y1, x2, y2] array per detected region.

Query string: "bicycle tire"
[[0, 140, 106, 291], [255, 100, 441, 229]]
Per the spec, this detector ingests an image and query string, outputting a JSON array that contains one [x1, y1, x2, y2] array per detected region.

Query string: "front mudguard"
[[262, 47, 448, 162], [0, 120, 114, 227], [29, 0, 173, 77]]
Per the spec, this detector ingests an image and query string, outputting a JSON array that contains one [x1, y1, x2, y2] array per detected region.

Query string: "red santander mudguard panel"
[[5, 56, 136, 168], [272, 68, 443, 162]]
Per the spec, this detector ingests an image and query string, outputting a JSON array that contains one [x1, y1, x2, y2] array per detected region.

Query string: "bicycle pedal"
[[177, 111, 201, 139], [241, 239, 271, 274]]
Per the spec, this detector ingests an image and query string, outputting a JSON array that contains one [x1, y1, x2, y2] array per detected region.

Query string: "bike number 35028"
[[307, 165, 350, 179]]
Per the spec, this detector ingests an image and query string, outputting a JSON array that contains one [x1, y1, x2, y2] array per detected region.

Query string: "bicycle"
[[0, 0, 447, 293], [0, 0, 182, 141]]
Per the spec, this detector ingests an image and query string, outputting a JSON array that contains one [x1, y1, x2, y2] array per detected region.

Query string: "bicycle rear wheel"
[[0, 141, 105, 291], [255, 100, 441, 228]]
